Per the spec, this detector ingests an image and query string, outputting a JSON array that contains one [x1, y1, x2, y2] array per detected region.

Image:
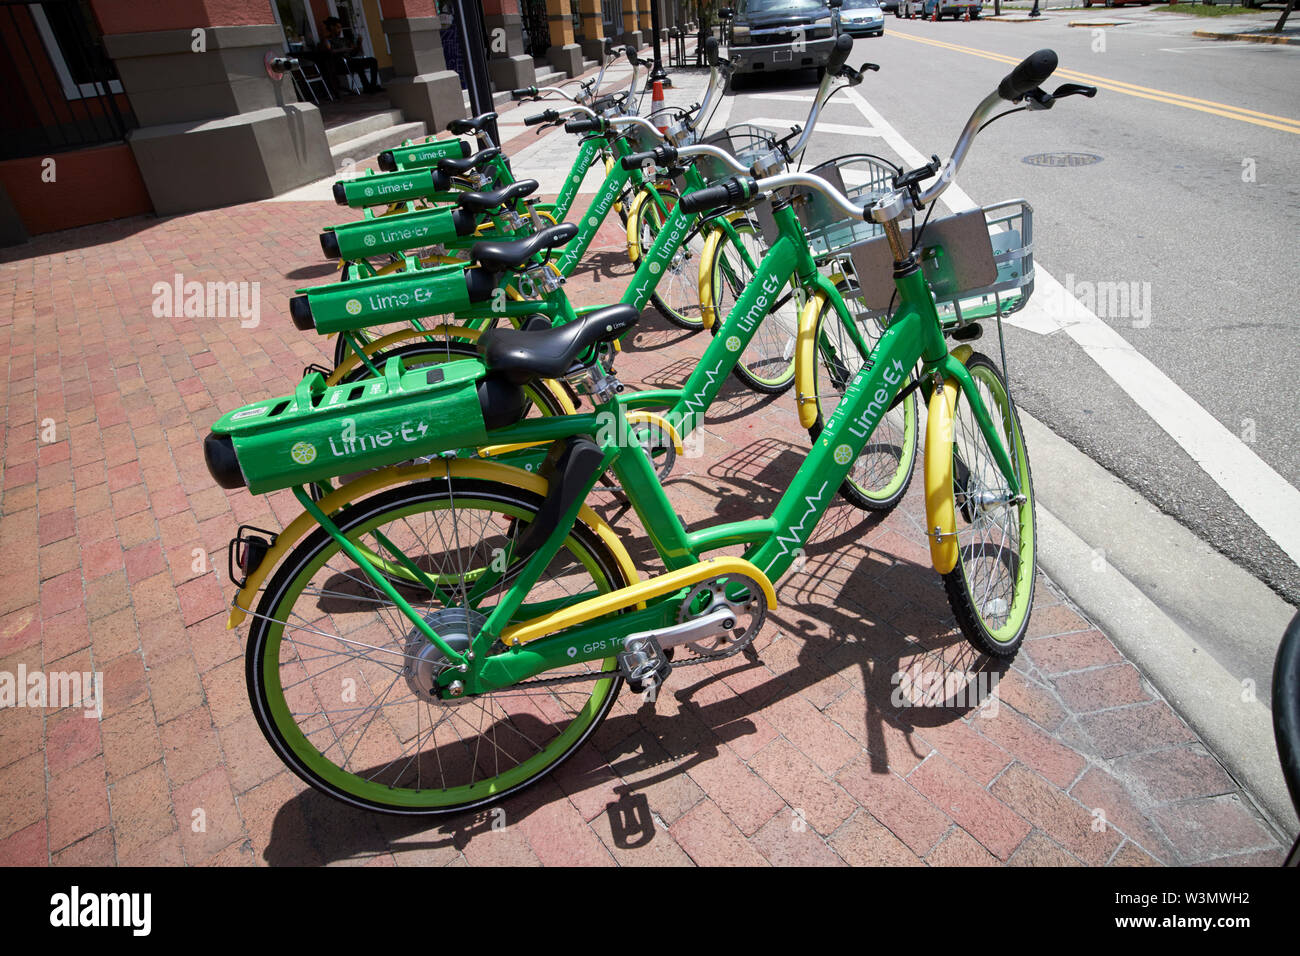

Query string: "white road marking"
[[844, 85, 1300, 566], [745, 92, 818, 102], [744, 117, 882, 137]]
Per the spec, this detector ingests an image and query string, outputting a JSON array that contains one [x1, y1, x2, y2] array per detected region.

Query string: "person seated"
[[320, 16, 385, 95]]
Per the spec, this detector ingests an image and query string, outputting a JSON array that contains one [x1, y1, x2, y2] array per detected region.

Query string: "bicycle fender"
[[625, 410, 685, 455], [794, 289, 828, 429], [625, 187, 650, 260], [225, 458, 638, 629], [924, 345, 973, 575], [699, 226, 724, 329], [501, 556, 778, 647]]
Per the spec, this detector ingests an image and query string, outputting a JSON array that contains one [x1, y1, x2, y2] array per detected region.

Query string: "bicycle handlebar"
[[914, 49, 1061, 209], [998, 49, 1058, 102]]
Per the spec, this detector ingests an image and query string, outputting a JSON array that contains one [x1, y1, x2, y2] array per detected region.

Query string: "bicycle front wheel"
[[808, 292, 918, 511], [941, 353, 1037, 659], [706, 220, 797, 393], [632, 184, 708, 331], [246, 478, 630, 815]]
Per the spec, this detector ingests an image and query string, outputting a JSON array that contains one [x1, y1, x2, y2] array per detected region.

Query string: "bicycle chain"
[[510, 641, 753, 690]]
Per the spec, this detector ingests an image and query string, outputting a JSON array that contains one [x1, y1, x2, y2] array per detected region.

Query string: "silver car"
[[839, 0, 885, 36]]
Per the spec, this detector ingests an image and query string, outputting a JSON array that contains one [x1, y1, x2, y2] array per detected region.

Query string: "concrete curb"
[[1194, 28, 1300, 44], [1022, 409, 1300, 838]]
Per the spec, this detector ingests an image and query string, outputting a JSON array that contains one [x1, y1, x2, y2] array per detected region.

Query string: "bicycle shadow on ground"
[[563, 249, 637, 291], [284, 262, 341, 281], [260, 433, 1009, 865]]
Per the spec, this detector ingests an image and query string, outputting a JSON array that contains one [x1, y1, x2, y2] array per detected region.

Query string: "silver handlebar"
[[913, 89, 1003, 209]]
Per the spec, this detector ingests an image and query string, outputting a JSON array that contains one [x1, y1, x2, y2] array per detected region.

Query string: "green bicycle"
[[205, 49, 1092, 814]]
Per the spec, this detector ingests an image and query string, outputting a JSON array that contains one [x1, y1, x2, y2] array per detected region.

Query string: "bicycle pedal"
[[619, 634, 672, 696]]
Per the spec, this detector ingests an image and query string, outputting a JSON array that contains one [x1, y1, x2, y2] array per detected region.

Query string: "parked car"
[[724, 0, 842, 80], [839, 0, 886, 36], [898, 0, 982, 17], [880, 0, 902, 12]]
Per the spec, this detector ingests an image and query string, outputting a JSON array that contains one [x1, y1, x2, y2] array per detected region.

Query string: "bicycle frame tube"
[[552, 138, 647, 276], [550, 136, 605, 221]]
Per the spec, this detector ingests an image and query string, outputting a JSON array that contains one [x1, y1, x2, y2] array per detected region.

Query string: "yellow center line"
[[884, 29, 1300, 134]]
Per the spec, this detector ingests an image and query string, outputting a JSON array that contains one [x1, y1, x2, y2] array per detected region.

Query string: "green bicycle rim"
[[252, 489, 624, 812]]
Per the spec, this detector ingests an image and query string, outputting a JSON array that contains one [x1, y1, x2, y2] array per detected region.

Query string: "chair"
[[287, 44, 333, 105]]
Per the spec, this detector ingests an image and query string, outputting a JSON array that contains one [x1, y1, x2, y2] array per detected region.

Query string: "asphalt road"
[[721, 8, 1300, 607]]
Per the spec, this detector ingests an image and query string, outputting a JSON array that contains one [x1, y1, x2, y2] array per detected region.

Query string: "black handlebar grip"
[[622, 150, 657, 171], [998, 49, 1058, 101], [706, 36, 720, 68], [825, 34, 853, 79], [511, 87, 535, 100], [565, 117, 601, 134], [524, 110, 557, 126], [679, 177, 756, 216]]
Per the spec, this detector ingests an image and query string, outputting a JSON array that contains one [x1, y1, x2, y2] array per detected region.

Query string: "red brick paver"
[[0, 119, 1290, 867]]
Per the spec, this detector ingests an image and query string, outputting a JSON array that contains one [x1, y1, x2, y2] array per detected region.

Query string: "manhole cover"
[[1022, 152, 1103, 168]]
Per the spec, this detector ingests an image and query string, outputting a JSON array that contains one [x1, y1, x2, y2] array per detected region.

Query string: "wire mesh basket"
[[793, 154, 901, 259], [695, 123, 779, 182], [624, 107, 691, 154], [842, 199, 1035, 329]]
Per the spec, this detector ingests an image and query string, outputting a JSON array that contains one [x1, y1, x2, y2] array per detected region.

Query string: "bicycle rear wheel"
[[941, 353, 1036, 659], [246, 477, 629, 815]]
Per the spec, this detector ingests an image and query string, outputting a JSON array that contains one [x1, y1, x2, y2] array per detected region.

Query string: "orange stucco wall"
[[0, 144, 152, 236]]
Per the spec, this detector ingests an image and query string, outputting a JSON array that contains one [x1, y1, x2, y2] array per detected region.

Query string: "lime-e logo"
[[345, 298, 363, 315], [725, 335, 741, 352], [833, 444, 853, 466], [290, 441, 317, 465]]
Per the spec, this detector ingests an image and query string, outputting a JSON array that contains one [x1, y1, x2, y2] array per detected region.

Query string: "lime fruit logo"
[[363, 234, 376, 247], [290, 441, 317, 465], [587, 216, 598, 228], [725, 335, 741, 352], [363, 187, 374, 197], [833, 444, 853, 466], [345, 298, 363, 315], [649, 261, 661, 274]]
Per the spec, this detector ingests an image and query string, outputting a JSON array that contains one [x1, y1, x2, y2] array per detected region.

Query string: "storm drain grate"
[[1022, 152, 1104, 167]]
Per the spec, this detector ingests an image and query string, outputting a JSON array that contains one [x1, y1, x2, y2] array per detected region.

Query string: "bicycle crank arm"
[[622, 606, 737, 657]]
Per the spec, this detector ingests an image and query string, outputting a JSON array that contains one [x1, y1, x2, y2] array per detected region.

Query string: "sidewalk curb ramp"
[[1022, 409, 1300, 837]]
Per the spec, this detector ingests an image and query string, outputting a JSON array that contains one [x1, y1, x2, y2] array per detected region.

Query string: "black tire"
[[705, 219, 797, 394], [939, 352, 1037, 660], [633, 184, 707, 331], [246, 478, 630, 815], [807, 288, 918, 511]]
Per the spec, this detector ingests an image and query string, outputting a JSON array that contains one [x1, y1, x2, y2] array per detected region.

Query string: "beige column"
[[621, 0, 642, 48], [576, 0, 606, 61], [545, 0, 583, 76]]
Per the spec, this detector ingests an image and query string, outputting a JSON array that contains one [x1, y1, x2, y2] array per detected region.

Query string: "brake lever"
[[1053, 82, 1098, 99], [1023, 88, 1054, 111]]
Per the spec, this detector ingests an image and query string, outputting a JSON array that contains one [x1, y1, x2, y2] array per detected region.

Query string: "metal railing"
[[0, 0, 133, 160]]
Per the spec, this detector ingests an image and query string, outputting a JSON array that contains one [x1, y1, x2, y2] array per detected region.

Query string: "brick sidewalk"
[[0, 126, 1290, 866]]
